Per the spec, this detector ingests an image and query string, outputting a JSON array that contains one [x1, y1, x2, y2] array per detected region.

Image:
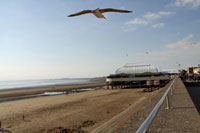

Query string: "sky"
[[0, 0, 200, 80]]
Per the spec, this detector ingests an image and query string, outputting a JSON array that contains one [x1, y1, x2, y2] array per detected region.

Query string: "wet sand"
[[0, 83, 106, 102], [0, 87, 151, 133]]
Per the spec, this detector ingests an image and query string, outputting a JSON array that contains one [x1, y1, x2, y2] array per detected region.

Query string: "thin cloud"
[[125, 10, 172, 25], [176, 32, 181, 35], [144, 11, 173, 20], [158, 11, 173, 15], [144, 12, 161, 19], [126, 10, 172, 25], [174, 0, 200, 8], [122, 27, 137, 32], [135, 34, 200, 69], [152, 40, 200, 56], [125, 10, 172, 31], [119, 6, 126, 10], [166, 34, 193, 48], [152, 23, 165, 28], [136, 34, 200, 56], [126, 18, 149, 25]]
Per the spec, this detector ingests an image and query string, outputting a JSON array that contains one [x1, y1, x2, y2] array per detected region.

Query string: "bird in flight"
[[68, 8, 132, 19], [189, 42, 197, 45]]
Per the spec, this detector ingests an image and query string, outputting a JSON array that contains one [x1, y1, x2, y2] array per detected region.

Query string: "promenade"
[[147, 78, 200, 132], [117, 78, 200, 133]]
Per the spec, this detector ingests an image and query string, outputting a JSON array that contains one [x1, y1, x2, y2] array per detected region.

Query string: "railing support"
[[165, 95, 169, 109], [170, 86, 173, 95], [171, 83, 175, 95]]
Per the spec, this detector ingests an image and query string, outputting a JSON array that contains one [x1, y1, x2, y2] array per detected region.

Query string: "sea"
[[0, 78, 92, 90]]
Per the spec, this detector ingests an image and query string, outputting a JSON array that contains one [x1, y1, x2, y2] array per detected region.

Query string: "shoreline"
[[0, 82, 106, 102], [0, 81, 104, 92], [0, 77, 106, 92]]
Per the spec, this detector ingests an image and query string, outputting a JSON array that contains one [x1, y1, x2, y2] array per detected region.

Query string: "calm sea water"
[[0, 78, 91, 90]]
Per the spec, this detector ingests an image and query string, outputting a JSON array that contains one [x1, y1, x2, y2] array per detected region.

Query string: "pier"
[[106, 75, 171, 91]]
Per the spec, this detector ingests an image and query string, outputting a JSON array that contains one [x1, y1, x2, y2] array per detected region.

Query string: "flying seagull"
[[68, 8, 132, 19], [189, 42, 197, 45]]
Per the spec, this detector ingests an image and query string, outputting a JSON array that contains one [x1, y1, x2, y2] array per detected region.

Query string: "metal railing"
[[136, 77, 176, 133], [0, 128, 11, 133], [0, 128, 4, 133]]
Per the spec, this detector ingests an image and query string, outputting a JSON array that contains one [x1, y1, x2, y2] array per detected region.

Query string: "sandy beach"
[[0, 85, 152, 133]]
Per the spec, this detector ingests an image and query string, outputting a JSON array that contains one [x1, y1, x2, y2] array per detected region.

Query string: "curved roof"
[[115, 63, 158, 74]]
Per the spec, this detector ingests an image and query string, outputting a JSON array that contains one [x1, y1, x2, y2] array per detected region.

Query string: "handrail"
[[0, 128, 4, 133], [136, 78, 176, 133]]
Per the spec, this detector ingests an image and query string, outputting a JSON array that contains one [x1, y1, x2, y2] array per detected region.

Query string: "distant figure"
[[68, 8, 132, 19]]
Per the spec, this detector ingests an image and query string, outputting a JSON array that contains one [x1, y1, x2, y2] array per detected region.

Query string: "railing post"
[[165, 94, 170, 109], [170, 86, 173, 95]]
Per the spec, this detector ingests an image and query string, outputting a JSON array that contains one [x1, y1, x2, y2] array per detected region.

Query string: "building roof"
[[115, 63, 158, 74]]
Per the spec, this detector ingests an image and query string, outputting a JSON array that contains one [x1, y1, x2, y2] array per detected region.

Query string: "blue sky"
[[0, 0, 200, 80]]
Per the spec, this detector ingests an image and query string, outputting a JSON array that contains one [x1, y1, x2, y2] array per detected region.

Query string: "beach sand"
[[0, 87, 151, 133], [0, 83, 106, 102]]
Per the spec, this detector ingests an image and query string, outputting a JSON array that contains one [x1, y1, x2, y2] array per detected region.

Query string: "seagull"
[[189, 42, 197, 45], [68, 8, 132, 19]]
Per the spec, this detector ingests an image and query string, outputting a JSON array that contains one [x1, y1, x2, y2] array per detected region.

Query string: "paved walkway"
[[117, 78, 200, 133], [114, 81, 172, 133], [147, 78, 200, 133]]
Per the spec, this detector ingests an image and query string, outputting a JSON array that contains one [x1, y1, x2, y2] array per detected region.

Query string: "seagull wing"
[[68, 10, 92, 17], [99, 8, 132, 13]]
